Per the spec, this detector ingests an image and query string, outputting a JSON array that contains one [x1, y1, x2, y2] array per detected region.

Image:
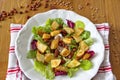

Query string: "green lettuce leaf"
[[71, 39, 77, 45], [84, 37, 94, 46], [32, 26, 43, 35], [80, 60, 93, 70], [45, 18, 54, 26], [34, 34, 45, 43], [68, 68, 79, 77], [54, 18, 64, 25], [69, 44, 77, 50], [34, 60, 55, 80], [27, 50, 36, 59], [43, 25, 52, 33], [80, 31, 90, 40], [45, 64, 55, 80], [75, 21, 85, 29]]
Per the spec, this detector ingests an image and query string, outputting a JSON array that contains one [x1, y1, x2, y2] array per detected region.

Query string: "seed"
[[30, 1, 34, 4], [90, 6, 93, 9], [45, 3, 49, 8], [78, 5, 83, 10], [9, 16, 12, 19], [25, 10, 28, 13], [36, 3, 41, 8], [27, 16, 30, 19], [45, 0, 49, 2], [85, 2, 90, 6], [0, 17, 4, 21], [0, 13, 2, 18], [26, 5, 30, 8], [19, 11, 23, 14], [2, 11, 6, 13], [50, 5, 57, 9], [2, 14, 7, 18], [20, 6, 23, 8]]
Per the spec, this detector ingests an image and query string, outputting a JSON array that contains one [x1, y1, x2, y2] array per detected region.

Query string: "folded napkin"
[[6, 23, 116, 80]]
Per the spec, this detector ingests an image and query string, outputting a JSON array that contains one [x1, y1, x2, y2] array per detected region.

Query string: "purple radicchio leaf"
[[86, 50, 95, 58], [31, 39, 37, 50], [55, 71, 67, 76], [66, 19, 75, 28]]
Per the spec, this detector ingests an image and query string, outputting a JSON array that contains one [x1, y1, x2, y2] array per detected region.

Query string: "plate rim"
[[15, 9, 105, 80]]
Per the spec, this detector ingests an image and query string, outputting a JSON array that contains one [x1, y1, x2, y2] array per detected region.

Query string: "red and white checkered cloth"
[[6, 23, 116, 80]]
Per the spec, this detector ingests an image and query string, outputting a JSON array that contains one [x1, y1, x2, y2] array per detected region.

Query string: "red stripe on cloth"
[[99, 67, 112, 71], [10, 28, 21, 31], [7, 68, 21, 74], [9, 47, 15, 53], [104, 44, 109, 50], [9, 47, 15, 51], [16, 60, 23, 80], [96, 26, 109, 31]]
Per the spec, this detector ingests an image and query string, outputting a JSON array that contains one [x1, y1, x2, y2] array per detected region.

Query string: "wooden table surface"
[[0, 0, 120, 80]]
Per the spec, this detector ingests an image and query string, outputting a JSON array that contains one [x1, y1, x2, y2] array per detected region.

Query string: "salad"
[[27, 18, 95, 80]]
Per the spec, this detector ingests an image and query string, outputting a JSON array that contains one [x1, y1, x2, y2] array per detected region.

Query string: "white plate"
[[15, 9, 104, 80]]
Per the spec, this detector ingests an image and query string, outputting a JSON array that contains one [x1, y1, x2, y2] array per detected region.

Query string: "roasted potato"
[[64, 27, 74, 34], [55, 66, 68, 72], [36, 41, 48, 53], [44, 53, 54, 63], [42, 33, 51, 39], [60, 48, 70, 57], [67, 59, 80, 68], [63, 37, 72, 44], [79, 41, 89, 51], [76, 49, 85, 60], [51, 21, 59, 30], [82, 53, 91, 60], [72, 34, 82, 43], [51, 59, 61, 68], [50, 30, 61, 36], [50, 38, 59, 49], [74, 28, 84, 36], [36, 50, 45, 63]]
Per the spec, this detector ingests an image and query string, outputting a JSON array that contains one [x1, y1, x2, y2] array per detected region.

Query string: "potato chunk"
[[60, 48, 70, 57], [64, 27, 74, 34], [74, 28, 84, 36], [51, 21, 59, 30], [50, 30, 61, 36], [37, 41, 48, 53], [79, 41, 89, 51], [50, 38, 59, 49], [76, 49, 85, 60], [67, 59, 80, 68], [55, 66, 68, 72], [44, 53, 54, 63], [72, 34, 82, 43], [42, 33, 51, 39], [51, 59, 61, 68], [36, 50, 44, 63], [63, 38, 72, 44], [82, 53, 91, 60]]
